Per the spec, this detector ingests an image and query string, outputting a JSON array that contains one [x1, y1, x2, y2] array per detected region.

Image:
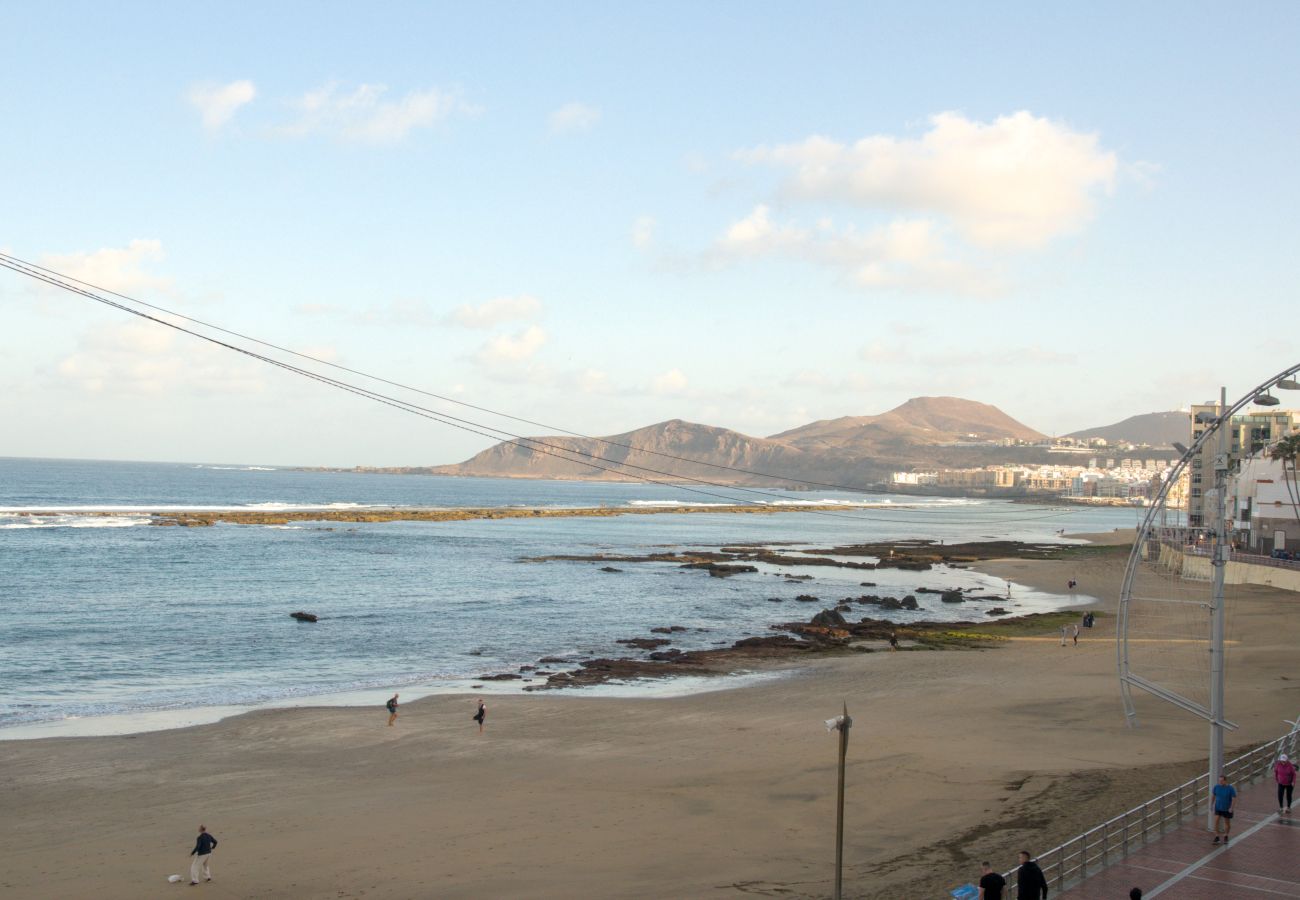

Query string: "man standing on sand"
[[386, 693, 399, 727], [473, 699, 486, 733], [1015, 850, 1047, 899], [189, 824, 217, 885], [978, 860, 1005, 899], [1212, 773, 1237, 843]]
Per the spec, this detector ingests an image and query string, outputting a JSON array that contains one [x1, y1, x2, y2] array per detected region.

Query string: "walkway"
[[1058, 775, 1300, 898]]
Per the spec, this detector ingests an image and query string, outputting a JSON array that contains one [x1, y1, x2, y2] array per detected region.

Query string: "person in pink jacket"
[[1275, 753, 1297, 815]]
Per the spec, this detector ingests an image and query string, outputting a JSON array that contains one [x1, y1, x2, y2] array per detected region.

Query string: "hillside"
[[1066, 411, 1187, 447], [771, 396, 1045, 451], [427, 419, 823, 485], [426, 397, 1051, 487]]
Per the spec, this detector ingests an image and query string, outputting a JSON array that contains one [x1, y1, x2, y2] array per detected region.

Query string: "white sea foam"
[[626, 500, 734, 508], [0, 515, 151, 529], [0, 502, 383, 514], [191, 465, 278, 471]]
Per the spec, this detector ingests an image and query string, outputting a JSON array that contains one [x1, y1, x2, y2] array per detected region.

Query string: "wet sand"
[[3, 530, 1298, 899]]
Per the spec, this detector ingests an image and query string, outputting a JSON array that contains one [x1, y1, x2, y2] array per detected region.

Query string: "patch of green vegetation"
[[983, 611, 1104, 636]]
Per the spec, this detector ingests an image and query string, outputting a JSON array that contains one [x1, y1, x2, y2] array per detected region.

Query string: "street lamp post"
[[826, 702, 853, 900]]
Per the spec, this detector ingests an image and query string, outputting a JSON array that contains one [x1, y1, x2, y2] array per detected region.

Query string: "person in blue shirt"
[[1212, 774, 1237, 844]]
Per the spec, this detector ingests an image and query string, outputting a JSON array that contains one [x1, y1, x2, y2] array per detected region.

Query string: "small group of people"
[[1209, 755, 1294, 846], [975, 851, 1045, 899], [976, 851, 1142, 898], [1059, 624, 1081, 647], [386, 693, 488, 733]]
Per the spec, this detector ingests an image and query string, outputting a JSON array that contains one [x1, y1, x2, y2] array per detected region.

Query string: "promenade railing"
[[1002, 724, 1300, 895]]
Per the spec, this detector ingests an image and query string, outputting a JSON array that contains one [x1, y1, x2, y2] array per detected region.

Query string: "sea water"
[[0, 457, 1140, 735]]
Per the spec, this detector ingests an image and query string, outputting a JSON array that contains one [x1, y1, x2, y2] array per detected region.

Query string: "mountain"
[[427, 397, 1049, 487], [428, 419, 819, 484], [770, 397, 1046, 451], [1066, 411, 1187, 447]]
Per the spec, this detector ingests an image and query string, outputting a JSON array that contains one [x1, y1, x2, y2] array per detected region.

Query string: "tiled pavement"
[[1058, 776, 1300, 898]]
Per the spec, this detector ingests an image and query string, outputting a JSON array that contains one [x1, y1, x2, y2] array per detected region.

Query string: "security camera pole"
[[826, 702, 853, 900]]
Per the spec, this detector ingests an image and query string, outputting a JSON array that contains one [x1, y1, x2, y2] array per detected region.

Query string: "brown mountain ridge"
[[427, 397, 1052, 488]]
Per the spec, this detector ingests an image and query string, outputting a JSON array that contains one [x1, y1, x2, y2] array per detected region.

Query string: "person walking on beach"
[[386, 693, 399, 727], [473, 699, 486, 733], [1014, 850, 1047, 899], [1275, 753, 1297, 815], [978, 860, 1005, 899], [189, 824, 218, 885], [1071, 624, 1079, 647], [889, 631, 899, 651], [1060, 625, 1068, 647], [1212, 773, 1237, 843]]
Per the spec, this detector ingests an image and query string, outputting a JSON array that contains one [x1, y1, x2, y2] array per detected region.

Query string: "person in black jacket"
[[1015, 850, 1047, 899], [189, 824, 218, 885]]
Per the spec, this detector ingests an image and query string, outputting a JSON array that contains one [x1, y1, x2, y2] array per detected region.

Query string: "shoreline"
[[6, 501, 914, 527], [2, 535, 1130, 741], [10, 534, 1300, 899]]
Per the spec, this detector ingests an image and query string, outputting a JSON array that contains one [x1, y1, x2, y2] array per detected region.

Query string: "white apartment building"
[[1228, 454, 1300, 554]]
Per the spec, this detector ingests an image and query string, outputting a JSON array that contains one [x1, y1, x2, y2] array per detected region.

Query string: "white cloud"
[[651, 368, 689, 395], [39, 239, 172, 294], [858, 342, 909, 364], [446, 295, 543, 328], [738, 111, 1118, 249], [56, 321, 265, 395], [187, 80, 257, 131], [577, 369, 611, 393], [711, 206, 999, 294], [282, 82, 477, 143], [853, 342, 1078, 369], [549, 102, 601, 134], [476, 325, 547, 365], [632, 216, 656, 249]]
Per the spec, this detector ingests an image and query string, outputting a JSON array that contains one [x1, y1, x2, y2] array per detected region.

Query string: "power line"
[[0, 248, 1066, 514], [0, 258, 907, 522], [2, 254, 1084, 525]]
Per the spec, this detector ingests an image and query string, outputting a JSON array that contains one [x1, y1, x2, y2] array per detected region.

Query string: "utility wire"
[[0, 258, 907, 522], [0, 249, 1065, 513], [2, 255, 1083, 525]]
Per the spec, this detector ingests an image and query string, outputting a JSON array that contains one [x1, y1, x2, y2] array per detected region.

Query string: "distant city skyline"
[[3, 3, 1298, 466]]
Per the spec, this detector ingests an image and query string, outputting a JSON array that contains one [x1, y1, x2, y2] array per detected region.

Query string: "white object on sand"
[[168, 874, 182, 882]]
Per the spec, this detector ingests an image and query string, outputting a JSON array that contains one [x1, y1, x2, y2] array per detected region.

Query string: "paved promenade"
[[1058, 775, 1300, 898]]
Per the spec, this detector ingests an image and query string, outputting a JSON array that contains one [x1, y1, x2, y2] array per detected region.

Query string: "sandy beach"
[[4, 531, 1297, 899]]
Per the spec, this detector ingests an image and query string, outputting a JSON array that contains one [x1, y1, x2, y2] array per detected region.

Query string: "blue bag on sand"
[[951, 884, 979, 899]]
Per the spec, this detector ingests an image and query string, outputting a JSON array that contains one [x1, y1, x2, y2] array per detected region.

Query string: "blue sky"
[[2, 2, 1298, 466]]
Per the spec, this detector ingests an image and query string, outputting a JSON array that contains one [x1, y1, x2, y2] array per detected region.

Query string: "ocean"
[[0, 457, 1140, 736]]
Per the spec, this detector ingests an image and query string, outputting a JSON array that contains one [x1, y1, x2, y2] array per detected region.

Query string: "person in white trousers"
[[189, 824, 218, 884]]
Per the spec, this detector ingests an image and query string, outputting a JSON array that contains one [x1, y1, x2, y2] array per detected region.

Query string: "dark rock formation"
[[681, 561, 759, 577], [811, 608, 848, 628], [617, 637, 672, 650]]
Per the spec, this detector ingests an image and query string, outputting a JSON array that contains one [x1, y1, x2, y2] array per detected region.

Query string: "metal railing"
[[1002, 724, 1300, 895]]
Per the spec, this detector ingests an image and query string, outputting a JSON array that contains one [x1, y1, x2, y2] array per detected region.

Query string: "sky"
[[2, 2, 1298, 467]]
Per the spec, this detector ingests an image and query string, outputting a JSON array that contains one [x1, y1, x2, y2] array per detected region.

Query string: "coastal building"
[[1188, 404, 1300, 528], [1227, 453, 1300, 554], [933, 467, 1017, 488]]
